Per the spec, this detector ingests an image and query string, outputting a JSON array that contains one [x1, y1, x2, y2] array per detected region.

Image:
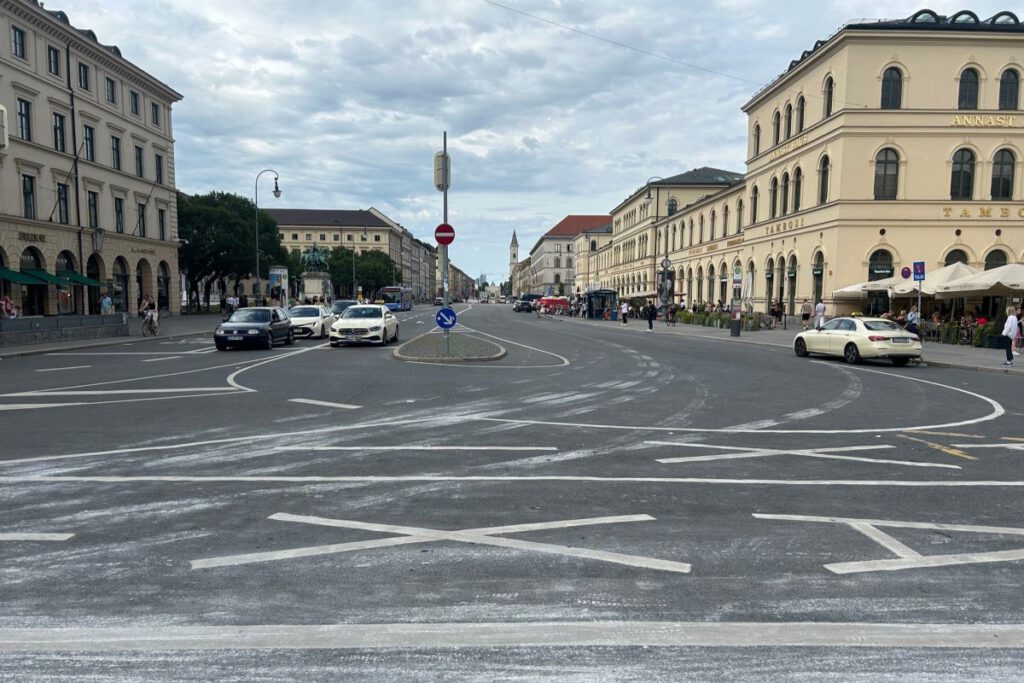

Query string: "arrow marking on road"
[[192, 513, 691, 574]]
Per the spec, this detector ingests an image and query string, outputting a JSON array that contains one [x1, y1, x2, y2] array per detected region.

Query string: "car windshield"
[[289, 307, 320, 317], [228, 309, 270, 323], [863, 320, 903, 331], [342, 307, 383, 319], [331, 301, 357, 314]]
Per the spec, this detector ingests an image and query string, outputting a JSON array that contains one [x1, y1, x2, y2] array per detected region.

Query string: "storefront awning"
[[61, 271, 104, 287], [0, 267, 48, 286], [21, 268, 73, 286]]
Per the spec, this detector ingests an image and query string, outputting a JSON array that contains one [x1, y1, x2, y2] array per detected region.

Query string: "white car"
[[288, 304, 336, 339], [329, 304, 399, 346], [794, 316, 922, 366]]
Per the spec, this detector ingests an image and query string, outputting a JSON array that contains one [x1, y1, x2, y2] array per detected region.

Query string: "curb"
[[0, 329, 209, 360], [392, 334, 506, 363]]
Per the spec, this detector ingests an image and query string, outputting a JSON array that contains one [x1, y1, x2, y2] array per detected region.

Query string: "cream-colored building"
[[604, 9, 1024, 315], [524, 215, 611, 296], [268, 207, 437, 301], [571, 221, 612, 292], [0, 1, 182, 315]]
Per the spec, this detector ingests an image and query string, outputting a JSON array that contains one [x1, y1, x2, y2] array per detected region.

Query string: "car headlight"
[[369, 326, 382, 331]]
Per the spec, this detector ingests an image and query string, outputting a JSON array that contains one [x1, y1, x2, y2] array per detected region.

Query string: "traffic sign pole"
[[437, 133, 451, 355]]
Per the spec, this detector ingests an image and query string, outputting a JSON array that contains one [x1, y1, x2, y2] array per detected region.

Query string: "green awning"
[[22, 268, 73, 286], [61, 271, 104, 287], [0, 267, 48, 286]]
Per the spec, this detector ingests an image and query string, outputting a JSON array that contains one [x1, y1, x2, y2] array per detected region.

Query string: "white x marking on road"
[[755, 513, 1024, 574], [647, 443, 960, 469], [192, 513, 691, 574]]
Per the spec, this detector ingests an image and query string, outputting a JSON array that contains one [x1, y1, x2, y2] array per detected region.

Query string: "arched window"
[[590, 239, 597, 251], [944, 249, 968, 266], [874, 148, 900, 200], [784, 103, 793, 139], [750, 187, 759, 223], [818, 156, 830, 204], [698, 215, 705, 243], [710, 211, 716, 240], [736, 199, 743, 233], [958, 68, 979, 110], [985, 250, 1008, 270], [881, 67, 902, 109], [671, 226, 676, 251], [753, 124, 761, 155], [772, 111, 780, 145], [688, 219, 694, 246], [991, 149, 1015, 199], [769, 177, 778, 219], [780, 173, 790, 215], [999, 69, 1020, 110], [792, 168, 802, 212], [950, 149, 975, 200], [553, 257, 560, 269], [796, 96, 806, 132], [868, 249, 894, 281], [667, 198, 678, 216], [824, 76, 834, 117], [722, 206, 729, 235]]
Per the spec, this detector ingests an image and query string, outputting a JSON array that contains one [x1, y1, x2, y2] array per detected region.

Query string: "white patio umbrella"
[[936, 262, 1024, 297]]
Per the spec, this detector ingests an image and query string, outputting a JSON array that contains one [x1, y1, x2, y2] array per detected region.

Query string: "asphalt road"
[[2, 303, 1023, 681]]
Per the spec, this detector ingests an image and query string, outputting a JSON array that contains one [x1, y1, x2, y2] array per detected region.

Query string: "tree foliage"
[[177, 191, 286, 305], [323, 247, 401, 298]]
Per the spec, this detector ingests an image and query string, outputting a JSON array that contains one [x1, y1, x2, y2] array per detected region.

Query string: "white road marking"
[[2, 621, 1024, 651], [192, 513, 691, 574], [34, 366, 91, 372], [274, 446, 558, 451], [955, 443, 1024, 451], [0, 532, 74, 541], [288, 398, 361, 410], [5, 388, 240, 396], [4, 476, 1022, 487], [141, 356, 183, 362], [754, 513, 1024, 573], [648, 443, 960, 469], [45, 352, 194, 356], [0, 403, 87, 411]]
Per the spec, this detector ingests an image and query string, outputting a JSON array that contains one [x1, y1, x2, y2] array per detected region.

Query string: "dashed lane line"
[[0, 532, 74, 541], [34, 366, 91, 372], [288, 398, 362, 410]]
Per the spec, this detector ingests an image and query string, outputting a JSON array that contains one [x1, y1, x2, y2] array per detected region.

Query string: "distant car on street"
[[513, 294, 542, 312], [329, 304, 399, 346], [288, 304, 335, 338], [794, 316, 922, 366], [433, 297, 444, 306], [214, 307, 294, 350]]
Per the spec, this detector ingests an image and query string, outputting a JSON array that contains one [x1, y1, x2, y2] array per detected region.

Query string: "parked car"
[[793, 316, 922, 366], [288, 304, 335, 338], [214, 307, 294, 350], [330, 299, 359, 316], [329, 304, 399, 346], [433, 297, 444, 306]]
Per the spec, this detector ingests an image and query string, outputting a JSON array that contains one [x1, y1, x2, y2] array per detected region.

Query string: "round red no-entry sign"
[[435, 223, 455, 245]]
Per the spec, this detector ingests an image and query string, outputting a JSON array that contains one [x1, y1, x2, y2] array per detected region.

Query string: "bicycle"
[[141, 312, 159, 337]]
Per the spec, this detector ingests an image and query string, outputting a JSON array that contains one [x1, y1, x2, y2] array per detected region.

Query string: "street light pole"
[[254, 169, 281, 303], [643, 176, 669, 306]]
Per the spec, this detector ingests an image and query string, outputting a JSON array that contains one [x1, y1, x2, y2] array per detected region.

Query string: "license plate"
[[228, 335, 243, 341], [891, 337, 911, 344], [345, 335, 360, 341]]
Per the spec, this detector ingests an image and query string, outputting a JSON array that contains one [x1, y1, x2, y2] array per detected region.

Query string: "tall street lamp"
[[254, 169, 281, 302], [352, 227, 367, 300]]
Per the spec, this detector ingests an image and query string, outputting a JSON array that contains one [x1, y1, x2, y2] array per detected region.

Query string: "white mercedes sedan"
[[288, 304, 336, 339], [329, 305, 399, 346], [794, 317, 922, 366]]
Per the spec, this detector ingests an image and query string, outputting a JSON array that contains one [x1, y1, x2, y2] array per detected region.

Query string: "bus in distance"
[[379, 286, 414, 311]]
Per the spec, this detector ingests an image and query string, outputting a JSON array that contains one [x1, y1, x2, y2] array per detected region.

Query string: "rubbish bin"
[[730, 310, 741, 337]]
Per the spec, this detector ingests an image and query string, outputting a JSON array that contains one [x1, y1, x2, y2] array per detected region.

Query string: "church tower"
[[508, 230, 519, 292]]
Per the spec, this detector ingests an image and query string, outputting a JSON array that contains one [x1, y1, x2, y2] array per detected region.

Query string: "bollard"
[[730, 310, 741, 337]]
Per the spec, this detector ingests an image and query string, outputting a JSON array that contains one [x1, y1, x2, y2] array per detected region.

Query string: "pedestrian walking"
[[667, 302, 678, 326], [99, 291, 113, 315], [620, 300, 629, 325], [1000, 305, 1019, 367], [799, 299, 812, 330], [1016, 306, 1023, 356], [814, 299, 826, 330], [645, 299, 656, 332]]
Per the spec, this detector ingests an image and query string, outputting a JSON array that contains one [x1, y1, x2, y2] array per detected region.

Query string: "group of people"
[[797, 299, 828, 330], [618, 300, 663, 332]]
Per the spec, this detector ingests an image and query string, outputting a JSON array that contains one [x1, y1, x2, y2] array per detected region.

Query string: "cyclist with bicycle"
[[139, 295, 159, 336]]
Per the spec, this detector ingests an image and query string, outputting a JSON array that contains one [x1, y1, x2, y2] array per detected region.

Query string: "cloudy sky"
[[57, 0, 1012, 281]]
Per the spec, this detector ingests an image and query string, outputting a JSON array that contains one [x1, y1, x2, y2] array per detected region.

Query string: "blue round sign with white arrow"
[[435, 307, 457, 329]]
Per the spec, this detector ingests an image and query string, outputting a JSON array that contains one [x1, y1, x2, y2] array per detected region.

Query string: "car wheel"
[[393, 326, 399, 343], [319, 323, 327, 339], [892, 357, 910, 367], [264, 332, 274, 350], [844, 343, 861, 364], [329, 341, 338, 348], [285, 329, 295, 346], [794, 338, 808, 357], [215, 342, 227, 351]]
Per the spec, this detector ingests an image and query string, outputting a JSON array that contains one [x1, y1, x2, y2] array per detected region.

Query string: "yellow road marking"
[[899, 435, 977, 461], [906, 430, 983, 439]]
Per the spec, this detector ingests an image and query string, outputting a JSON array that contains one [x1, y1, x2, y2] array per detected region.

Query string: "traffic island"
[[393, 331, 506, 363]]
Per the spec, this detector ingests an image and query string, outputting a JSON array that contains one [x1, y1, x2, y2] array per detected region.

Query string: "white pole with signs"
[[434, 133, 452, 355]]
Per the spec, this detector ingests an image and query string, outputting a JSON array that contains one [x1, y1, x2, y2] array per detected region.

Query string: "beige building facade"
[[0, 0, 182, 315], [604, 10, 1024, 315]]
